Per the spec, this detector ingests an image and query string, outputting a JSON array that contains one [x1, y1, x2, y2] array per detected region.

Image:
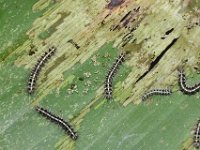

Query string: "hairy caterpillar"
[[28, 46, 56, 94], [142, 88, 172, 101], [178, 68, 200, 95], [104, 52, 126, 100], [35, 106, 78, 140], [193, 119, 200, 149]]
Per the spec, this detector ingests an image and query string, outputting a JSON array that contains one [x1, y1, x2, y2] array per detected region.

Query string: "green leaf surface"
[[0, 0, 200, 150]]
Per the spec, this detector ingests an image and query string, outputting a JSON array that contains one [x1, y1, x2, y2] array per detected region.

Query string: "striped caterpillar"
[[178, 68, 200, 95], [193, 119, 200, 149], [28, 46, 56, 94], [142, 88, 172, 101], [35, 106, 78, 140], [104, 52, 126, 100]]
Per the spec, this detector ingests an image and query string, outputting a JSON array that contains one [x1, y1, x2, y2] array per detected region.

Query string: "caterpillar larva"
[[142, 88, 172, 101], [193, 119, 200, 149], [28, 46, 56, 94], [104, 52, 126, 100], [178, 68, 200, 95], [35, 106, 78, 140]]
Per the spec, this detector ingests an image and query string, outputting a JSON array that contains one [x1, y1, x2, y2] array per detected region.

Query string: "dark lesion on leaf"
[[106, 0, 125, 9], [161, 28, 174, 39], [67, 39, 80, 49], [135, 37, 179, 83], [28, 44, 38, 56]]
